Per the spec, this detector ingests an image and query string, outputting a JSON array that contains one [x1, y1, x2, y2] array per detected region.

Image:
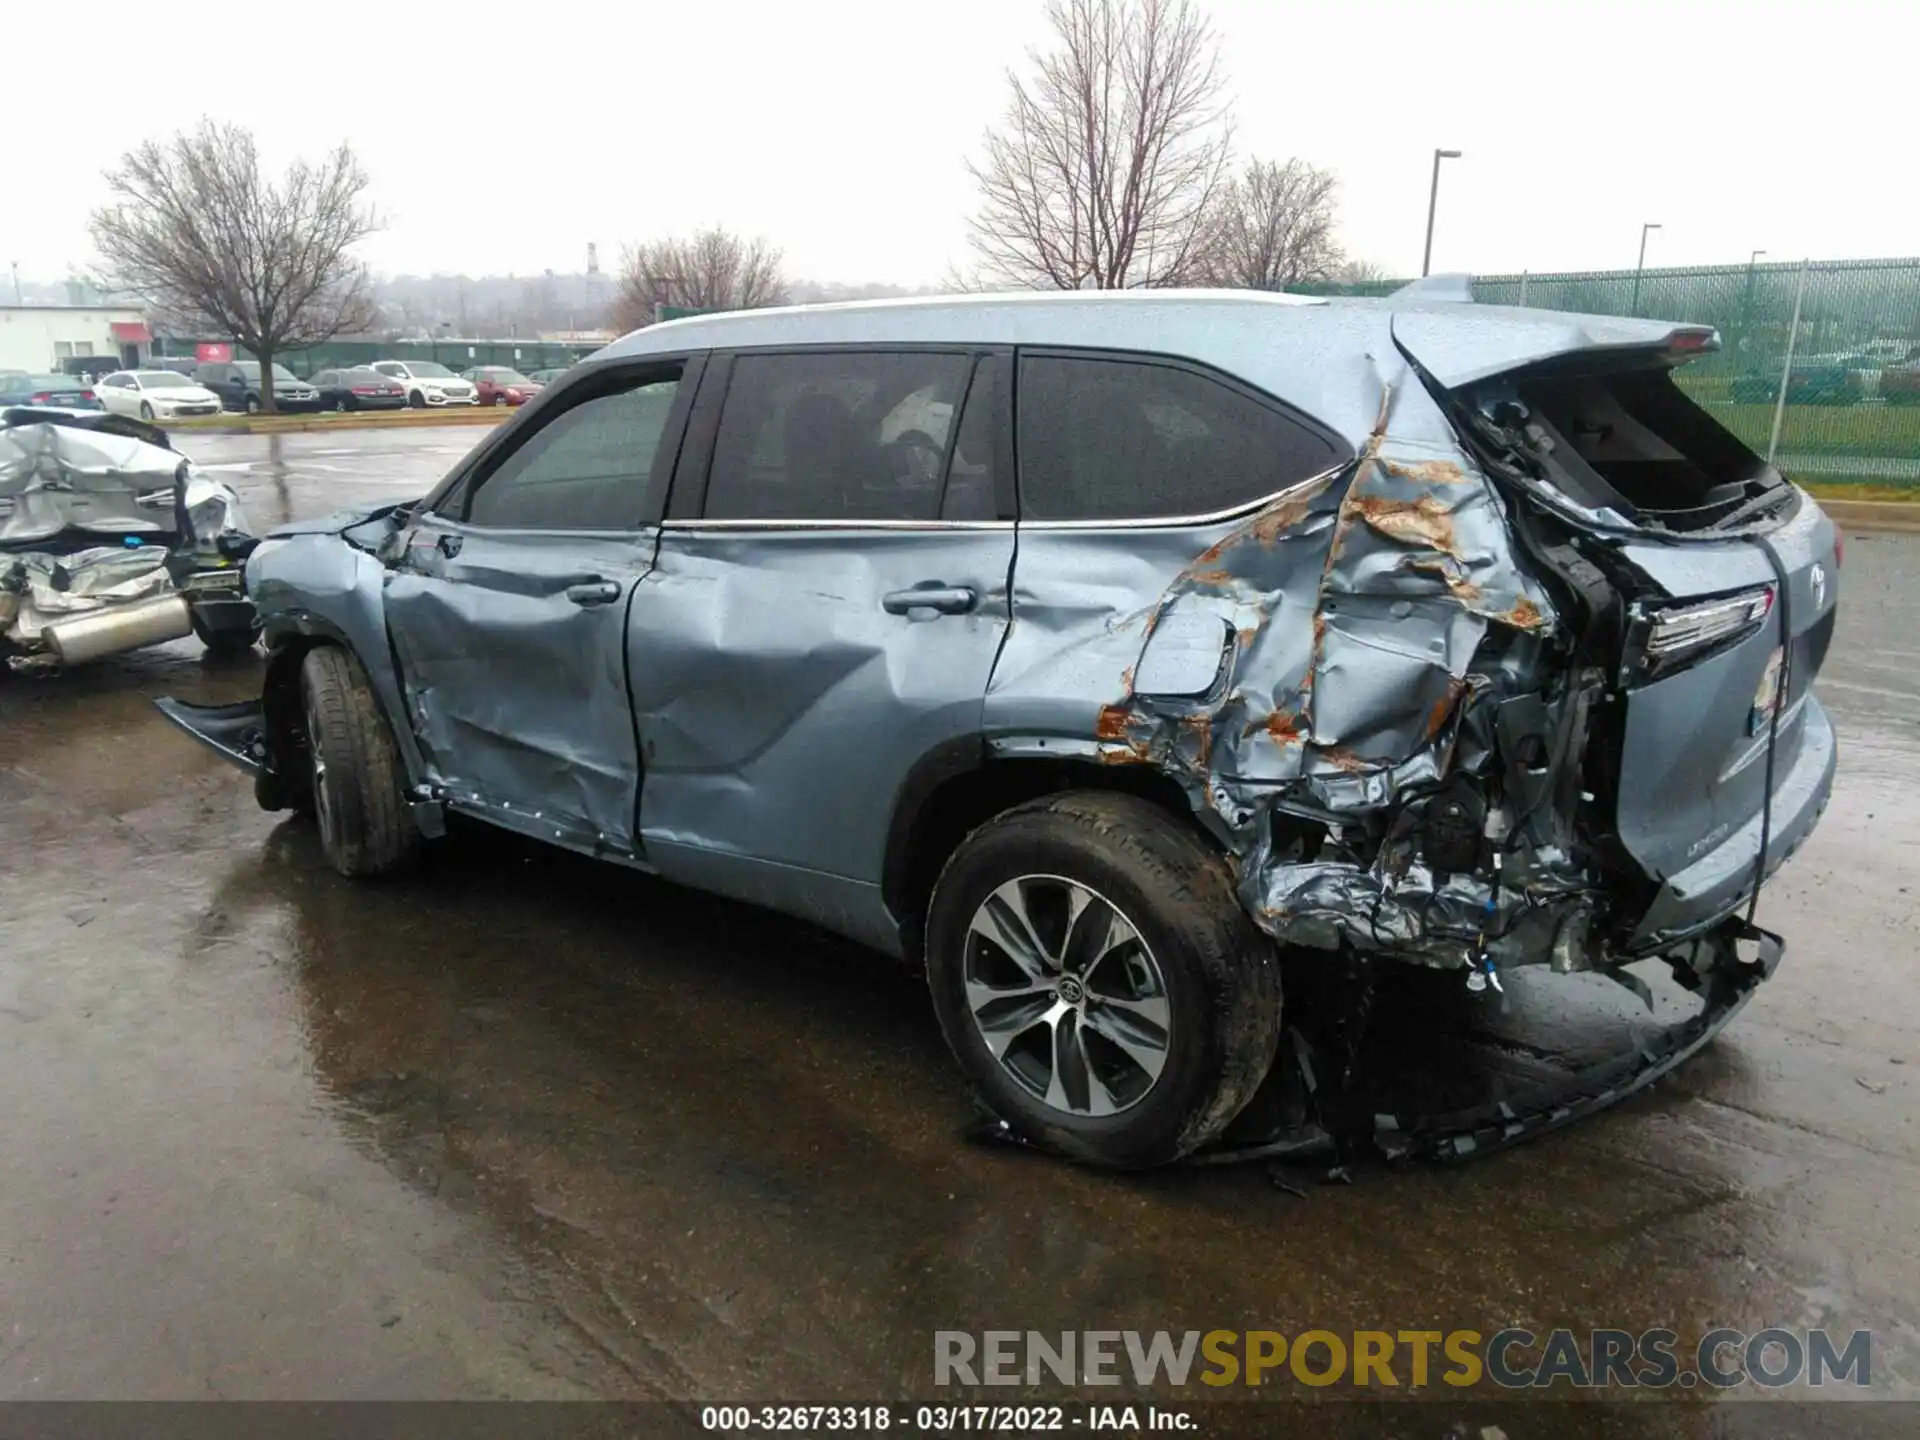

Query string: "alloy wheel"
[[962, 875, 1172, 1117], [304, 688, 333, 843]]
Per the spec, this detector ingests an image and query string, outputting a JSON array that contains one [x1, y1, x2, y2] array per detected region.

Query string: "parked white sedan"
[[368, 361, 480, 408], [94, 370, 226, 421]]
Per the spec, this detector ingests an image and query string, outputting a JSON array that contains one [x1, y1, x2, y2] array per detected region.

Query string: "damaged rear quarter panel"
[[990, 363, 1566, 967]]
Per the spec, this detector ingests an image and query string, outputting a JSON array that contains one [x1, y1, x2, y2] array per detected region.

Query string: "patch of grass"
[[1680, 392, 1920, 458], [1802, 478, 1920, 502]]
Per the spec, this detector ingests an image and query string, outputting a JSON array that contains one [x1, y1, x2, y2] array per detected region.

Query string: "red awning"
[[110, 321, 152, 343]]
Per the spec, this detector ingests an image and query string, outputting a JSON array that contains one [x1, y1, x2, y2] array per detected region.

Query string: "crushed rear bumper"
[[1190, 911, 1785, 1169]]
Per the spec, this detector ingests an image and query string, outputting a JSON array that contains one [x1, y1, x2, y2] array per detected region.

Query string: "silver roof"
[[598, 282, 1696, 445]]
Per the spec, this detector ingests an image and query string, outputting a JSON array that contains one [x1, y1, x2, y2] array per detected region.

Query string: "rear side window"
[[1016, 355, 1344, 521], [463, 372, 682, 530], [704, 351, 971, 521]]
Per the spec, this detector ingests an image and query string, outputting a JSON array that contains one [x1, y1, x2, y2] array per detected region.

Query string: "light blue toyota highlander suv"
[[158, 283, 1839, 1168]]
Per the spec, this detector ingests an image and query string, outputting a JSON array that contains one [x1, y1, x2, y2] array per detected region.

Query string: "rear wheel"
[[299, 646, 421, 877], [925, 791, 1281, 1168]]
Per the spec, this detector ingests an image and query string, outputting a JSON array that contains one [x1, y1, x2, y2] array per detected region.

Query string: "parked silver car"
[[156, 284, 1839, 1168]]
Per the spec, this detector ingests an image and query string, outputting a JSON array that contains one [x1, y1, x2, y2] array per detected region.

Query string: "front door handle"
[[566, 580, 623, 606], [882, 584, 977, 616]]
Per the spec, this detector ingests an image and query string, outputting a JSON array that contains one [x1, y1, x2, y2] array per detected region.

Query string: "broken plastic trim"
[[152, 697, 270, 775], [1183, 914, 1784, 1169]]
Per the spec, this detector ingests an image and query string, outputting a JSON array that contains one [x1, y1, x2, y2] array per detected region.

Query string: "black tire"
[[299, 646, 421, 877], [138, 401, 154, 420], [925, 791, 1281, 1169], [341, 394, 357, 412], [409, 389, 427, 409], [245, 394, 262, 415]]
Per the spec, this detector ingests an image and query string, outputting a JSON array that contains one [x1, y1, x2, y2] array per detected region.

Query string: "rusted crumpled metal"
[[1094, 383, 1591, 968]]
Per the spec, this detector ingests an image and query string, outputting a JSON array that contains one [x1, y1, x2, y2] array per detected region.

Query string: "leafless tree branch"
[[88, 120, 380, 412], [613, 228, 787, 331], [1194, 157, 1344, 291], [963, 0, 1233, 290]]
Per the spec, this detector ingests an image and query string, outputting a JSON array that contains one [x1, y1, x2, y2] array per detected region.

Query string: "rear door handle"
[[566, 580, 623, 606], [882, 585, 977, 616]]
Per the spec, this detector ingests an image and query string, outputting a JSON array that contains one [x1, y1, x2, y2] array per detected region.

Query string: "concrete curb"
[[1819, 499, 1920, 534], [161, 408, 510, 436]]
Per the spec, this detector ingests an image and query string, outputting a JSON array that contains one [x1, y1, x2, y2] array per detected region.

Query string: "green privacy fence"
[[1294, 257, 1920, 485]]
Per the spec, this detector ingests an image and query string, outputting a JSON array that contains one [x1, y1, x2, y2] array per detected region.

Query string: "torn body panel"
[[1005, 358, 1578, 972], [0, 417, 255, 667]]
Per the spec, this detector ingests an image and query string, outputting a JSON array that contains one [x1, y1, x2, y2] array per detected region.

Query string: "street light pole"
[[1630, 222, 1662, 313], [1421, 149, 1462, 277]]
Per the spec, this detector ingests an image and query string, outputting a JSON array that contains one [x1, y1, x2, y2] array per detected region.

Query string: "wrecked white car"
[[1, 408, 258, 670], [155, 284, 1839, 1169]]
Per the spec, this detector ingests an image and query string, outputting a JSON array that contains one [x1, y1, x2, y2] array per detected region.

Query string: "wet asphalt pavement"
[[2, 428, 1917, 1430]]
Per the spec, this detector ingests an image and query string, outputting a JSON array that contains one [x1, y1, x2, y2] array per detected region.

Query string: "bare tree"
[[89, 121, 379, 412], [613, 228, 786, 331], [1196, 158, 1344, 291], [964, 0, 1233, 290], [1332, 257, 1390, 286]]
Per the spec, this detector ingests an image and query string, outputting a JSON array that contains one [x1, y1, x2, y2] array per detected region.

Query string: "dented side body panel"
[[999, 354, 1574, 970], [195, 290, 1834, 983], [244, 510, 436, 788]]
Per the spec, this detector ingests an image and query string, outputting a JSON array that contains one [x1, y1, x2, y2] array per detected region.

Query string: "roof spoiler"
[[1387, 274, 1476, 305]]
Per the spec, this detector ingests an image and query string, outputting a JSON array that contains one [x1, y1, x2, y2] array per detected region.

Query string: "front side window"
[[462, 371, 682, 530], [704, 351, 970, 522], [1016, 355, 1346, 521]]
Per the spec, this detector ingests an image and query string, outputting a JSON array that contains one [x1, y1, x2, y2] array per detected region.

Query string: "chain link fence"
[[1295, 258, 1920, 487]]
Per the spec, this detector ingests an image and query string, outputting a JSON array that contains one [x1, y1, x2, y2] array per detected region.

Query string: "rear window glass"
[[1016, 355, 1345, 521]]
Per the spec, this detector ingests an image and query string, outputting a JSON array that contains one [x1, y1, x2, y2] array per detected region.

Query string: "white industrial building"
[[0, 305, 152, 373]]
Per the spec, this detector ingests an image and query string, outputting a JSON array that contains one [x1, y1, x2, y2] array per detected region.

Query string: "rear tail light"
[[1640, 587, 1773, 674], [29, 392, 52, 403], [351, 386, 379, 395], [1833, 533, 1844, 569]]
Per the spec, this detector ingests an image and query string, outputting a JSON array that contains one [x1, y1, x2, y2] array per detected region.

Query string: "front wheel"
[[245, 394, 262, 415], [925, 791, 1281, 1168], [300, 646, 421, 877], [138, 401, 154, 420], [409, 390, 427, 409]]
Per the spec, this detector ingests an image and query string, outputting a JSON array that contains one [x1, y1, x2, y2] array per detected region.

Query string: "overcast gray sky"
[[8, 0, 1912, 286]]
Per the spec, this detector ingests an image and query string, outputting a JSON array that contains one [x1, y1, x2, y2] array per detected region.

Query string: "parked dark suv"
[[194, 360, 322, 414], [157, 286, 1839, 1168]]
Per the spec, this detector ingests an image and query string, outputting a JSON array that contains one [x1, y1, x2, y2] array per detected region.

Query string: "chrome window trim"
[[658, 462, 1349, 535]]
